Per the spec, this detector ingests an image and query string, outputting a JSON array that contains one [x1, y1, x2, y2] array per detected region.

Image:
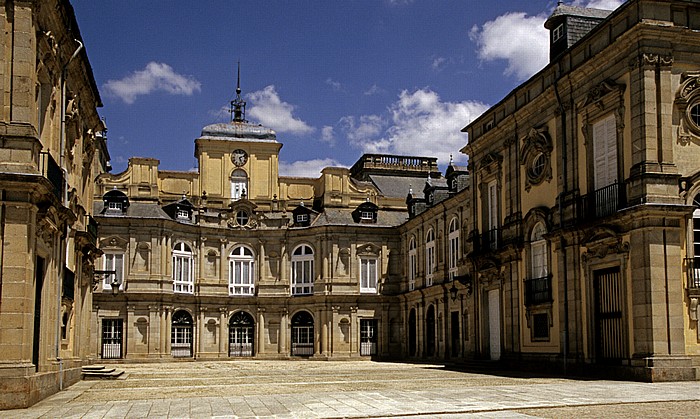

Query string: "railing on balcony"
[[481, 228, 501, 251], [685, 258, 700, 290], [525, 275, 552, 306], [577, 182, 627, 223], [39, 152, 64, 200]]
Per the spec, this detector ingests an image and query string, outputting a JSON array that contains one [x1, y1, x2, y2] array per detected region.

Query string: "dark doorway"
[[32, 257, 45, 370], [594, 267, 625, 362], [171, 310, 193, 357], [101, 318, 123, 359], [408, 309, 417, 356], [451, 311, 460, 357], [426, 305, 435, 356], [360, 319, 378, 356], [291, 311, 314, 356]]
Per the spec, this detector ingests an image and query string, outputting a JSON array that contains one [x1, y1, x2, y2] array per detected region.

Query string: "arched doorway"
[[229, 311, 255, 357], [171, 310, 193, 358], [408, 308, 417, 356], [426, 305, 435, 357], [291, 311, 314, 356]]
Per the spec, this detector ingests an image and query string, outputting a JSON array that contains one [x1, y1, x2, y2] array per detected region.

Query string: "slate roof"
[[199, 122, 277, 142], [368, 175, 430, 198], [94, 202, 171, 219], [311, 208, 407, 228], [548, 5, 612, 21]]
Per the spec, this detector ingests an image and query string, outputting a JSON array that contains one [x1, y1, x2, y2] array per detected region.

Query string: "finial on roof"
[[230, 61, 247, 123], [408, 185, 413, 195], [449, 154, 453, 166]]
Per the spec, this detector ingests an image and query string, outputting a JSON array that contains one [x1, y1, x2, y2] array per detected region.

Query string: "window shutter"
[[593, 114, 617, 190]]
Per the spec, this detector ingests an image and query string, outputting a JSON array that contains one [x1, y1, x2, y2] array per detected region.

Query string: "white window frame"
[[103, 253, 124, 291], [229, 245, 255, 296], [291, 245, 314, 295], [173, 242, 194, 294], [360, 257, 378, 293], [448, 218, 459, 281], [360, 211, 374, 220], [553, 23, 564, 42], [530, 222, 548, 279], [107, 201, 122, 211], [592, 113, 618, 191], [176, 209, 189, 220], [408, 236, 417, 291], [425, 229, 435, 287], [231, 169, 248, 200], [296, 214, 309, 223]]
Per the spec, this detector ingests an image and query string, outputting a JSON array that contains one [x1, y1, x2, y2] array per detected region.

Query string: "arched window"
[[291, 245, 314, 295], [448, 218, 460, 280], [229, 246, 255, 296], [291, 311, 314, 356], [173, 242, 194, 294], [171, 310, 193, 357], [231, 169, 248, 200], [408, 236, 417, 291], [530, 222, 547, 279], [229, 311, 255, 357], [425, 229, 435, 287]]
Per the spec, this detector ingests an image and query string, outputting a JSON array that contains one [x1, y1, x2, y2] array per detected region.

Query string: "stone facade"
[[462, 0, 700, 381], [0, 0, 109, 409]]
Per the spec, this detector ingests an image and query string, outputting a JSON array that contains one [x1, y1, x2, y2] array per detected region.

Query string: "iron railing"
[[39, 152, 63, 200], [685, 258, 700, 290], [524, 275, 552, 306], [577, 182, 627, 223]]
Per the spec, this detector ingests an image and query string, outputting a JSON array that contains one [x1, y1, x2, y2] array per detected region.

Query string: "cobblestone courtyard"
[[5, 361, 700, 418]]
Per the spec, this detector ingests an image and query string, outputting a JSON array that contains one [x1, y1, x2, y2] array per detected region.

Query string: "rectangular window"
[[360, 258, 378, 293], [552, 24, 564, 42], [532, 313, 550, 340], [530, 241, 547, 279], [107, 201, 122, 211], [360, 211, 374, 220], [409, 251, 416, 291], [177, 209, 189, 219], [426, 245, 435, 287], [592, 113, 618, 191], [292, 259, 314, 295], [173, 254, 194, 294], [229, 260, 255, 295], [296, 214, 308, 223], [103, 253, 124, 291], [486, 180, 499, 250]]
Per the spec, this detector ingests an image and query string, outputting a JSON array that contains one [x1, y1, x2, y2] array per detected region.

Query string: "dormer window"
[[177, 209, 189, 220], [296, 214, 308, 223], [103, 189, 129, 215], [352, 201, 378, 224], [552, 23, 564, 42]]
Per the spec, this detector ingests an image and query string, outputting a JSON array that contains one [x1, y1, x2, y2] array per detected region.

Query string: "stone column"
[[381, 303, 390, 357], [320, 308, 327, 355], [257, 307, 266, 355], [219, 307, 227, 357], [350, 306, 358, 355], [331, 306, 340, 356], [148, 305, 159, 357], [126, 305, 136, 358], [164, 306, 172, 355], [219, 239, 227, 283], [198, 307, 207, 357], [279, 308, 288, 354]]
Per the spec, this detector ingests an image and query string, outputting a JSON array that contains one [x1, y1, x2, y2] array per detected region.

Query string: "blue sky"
[[71, 0, 624, 176]]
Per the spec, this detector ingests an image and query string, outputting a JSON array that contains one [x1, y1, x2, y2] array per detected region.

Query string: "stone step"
[[81, 365, 106, 371], [82, 365, 125, 380]]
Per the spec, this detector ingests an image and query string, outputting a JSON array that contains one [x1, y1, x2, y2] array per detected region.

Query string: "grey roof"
[[549, 5, 613, 20], [94, 202, 171, 219], [199, 122, 277, 142], [368, 175, 430, 199], [312, 208, 407, 228]]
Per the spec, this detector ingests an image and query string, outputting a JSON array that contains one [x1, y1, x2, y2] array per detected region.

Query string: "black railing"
[[686, 258, 700, 290], [39, 152, 64, 200], [577, 182, 627, 223], [525, 275, 552, 306]]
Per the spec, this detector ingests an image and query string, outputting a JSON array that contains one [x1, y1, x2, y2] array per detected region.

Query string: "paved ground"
[[5, 360, 700, 418]]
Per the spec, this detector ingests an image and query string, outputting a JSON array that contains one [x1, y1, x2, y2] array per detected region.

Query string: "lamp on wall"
[[450, 274, 473, 301]]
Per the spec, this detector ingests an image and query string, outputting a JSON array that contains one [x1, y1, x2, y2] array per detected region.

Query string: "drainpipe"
[[56, 39, 84, 390], [553, 62, 569, 375]]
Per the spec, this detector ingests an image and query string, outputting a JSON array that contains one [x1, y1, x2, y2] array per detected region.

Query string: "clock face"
[[231, 149, 248, 166]]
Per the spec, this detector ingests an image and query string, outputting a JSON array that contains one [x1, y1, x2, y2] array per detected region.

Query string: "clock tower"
[[194, 66, 282, 209]]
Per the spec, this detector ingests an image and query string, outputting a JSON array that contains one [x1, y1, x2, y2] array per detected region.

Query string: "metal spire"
[[230, 61, 247, 123]]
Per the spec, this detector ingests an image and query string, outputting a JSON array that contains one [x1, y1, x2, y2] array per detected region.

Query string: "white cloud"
[[247, 85, 314, 135], [103, 62, 201, 104], [340, 114, 387, 145], [364, 84, 383, 96], [470, 12, 549, 81], [321, 125, 335, 145], [341, 88, 487, 166], [279, 158, 344, 178], [574, 0, 625, 10], [431, 57, 448, 71], [325, 78, 343, 92]]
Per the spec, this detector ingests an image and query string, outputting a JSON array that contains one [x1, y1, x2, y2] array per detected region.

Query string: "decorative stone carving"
[[675, 72, 700, 145], [520, 126, 553, 191], [581, 228, 629, 262]]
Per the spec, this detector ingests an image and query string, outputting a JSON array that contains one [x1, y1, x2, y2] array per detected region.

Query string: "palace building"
[[0, 0, 110, 409], [89, 0, 700, 382]]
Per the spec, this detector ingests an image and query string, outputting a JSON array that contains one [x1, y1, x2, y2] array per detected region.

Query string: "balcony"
[[576, 182, 627, 223], [39, 152, 64, 200], [685, 258, 700, 290], [524, 275, 552, 306], [87, 215, 98, 246]]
